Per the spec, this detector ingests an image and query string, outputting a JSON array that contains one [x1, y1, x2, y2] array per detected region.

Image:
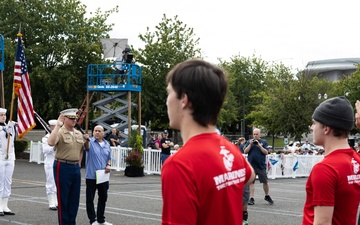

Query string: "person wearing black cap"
[[48, 108, 90, 225], [302, 96, 360, 225], [353, 99, 360, 225], [160, 130, 174, 164]]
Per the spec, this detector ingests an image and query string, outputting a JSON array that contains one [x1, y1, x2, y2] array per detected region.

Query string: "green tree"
[[217, 87, 237, 132], [251, 67, 334, 141], [332, 66, 360, 103], [219, 54, 269, 134], [133, 14, 202, 130], [332, 66, 360, 134], [248, 63, 294, 138], [0, 0, 117, 119]]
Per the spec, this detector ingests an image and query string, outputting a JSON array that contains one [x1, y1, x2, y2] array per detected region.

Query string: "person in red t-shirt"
[[161, 59, 255, 225], [354, 100, 360, 225], [302, 96, 360, 225]]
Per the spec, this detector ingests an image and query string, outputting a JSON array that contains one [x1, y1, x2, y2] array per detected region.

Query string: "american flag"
[[13, 35, 36, 139]]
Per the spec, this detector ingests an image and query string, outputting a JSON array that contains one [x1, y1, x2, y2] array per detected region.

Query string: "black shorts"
[[252, 167, 268, 184]]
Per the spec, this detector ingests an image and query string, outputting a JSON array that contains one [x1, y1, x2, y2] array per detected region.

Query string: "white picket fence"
[[29, 141, 324, 178]]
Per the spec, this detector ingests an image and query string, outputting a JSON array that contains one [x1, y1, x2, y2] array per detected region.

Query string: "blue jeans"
[[161, 153, 171, 165]]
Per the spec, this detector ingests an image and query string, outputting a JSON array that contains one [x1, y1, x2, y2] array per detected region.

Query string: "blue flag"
[[293, 161, 299, 171], [269, 158, 278, 165]]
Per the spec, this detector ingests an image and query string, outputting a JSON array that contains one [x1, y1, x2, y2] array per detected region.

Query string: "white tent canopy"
[[100, 38, 128, 59]]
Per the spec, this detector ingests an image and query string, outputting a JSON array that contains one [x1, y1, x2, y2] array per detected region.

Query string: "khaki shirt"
[[54, 126, 84, 161]]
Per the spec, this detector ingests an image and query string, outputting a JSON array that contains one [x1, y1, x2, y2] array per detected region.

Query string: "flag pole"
[[0, 70, 4, 108], [5, 33, 22, 160]]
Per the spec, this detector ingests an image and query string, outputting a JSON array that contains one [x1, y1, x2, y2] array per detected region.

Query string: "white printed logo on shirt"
[[220, 146, 234, 171], [352, 158, 359, 174], [347, 158, 360, 185], [213, 146, 246, 190]]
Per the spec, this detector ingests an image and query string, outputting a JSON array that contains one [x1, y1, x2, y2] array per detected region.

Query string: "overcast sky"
[[81, 0, 360, 72]]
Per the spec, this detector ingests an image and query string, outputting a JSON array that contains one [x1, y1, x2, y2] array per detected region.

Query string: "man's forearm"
[[48, 125, 61, 146], [244, 145, 251, 154], [259, 145, 268, 155]]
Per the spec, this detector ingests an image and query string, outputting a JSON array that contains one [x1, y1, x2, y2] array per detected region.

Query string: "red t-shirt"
[[161, 133, 252, 225], [302, 148, 360, 225]]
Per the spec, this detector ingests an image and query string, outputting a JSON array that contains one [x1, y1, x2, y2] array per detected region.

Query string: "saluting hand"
[[57, 114, 65, 127]]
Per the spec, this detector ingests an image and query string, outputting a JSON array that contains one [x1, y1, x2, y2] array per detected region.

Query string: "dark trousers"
[[160, 153, 170, 165], [54, 161, 81, 225], [86, 179, 109, 224]]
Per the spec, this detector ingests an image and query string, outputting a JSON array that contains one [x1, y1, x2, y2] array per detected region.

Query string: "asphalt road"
[[2, 159, 359, 225]]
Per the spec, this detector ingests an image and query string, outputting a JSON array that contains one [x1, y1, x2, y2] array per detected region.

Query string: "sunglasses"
[[65, 117, 77, 120]]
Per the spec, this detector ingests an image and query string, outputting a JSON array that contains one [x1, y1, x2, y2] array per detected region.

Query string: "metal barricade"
[[29, 141, 44, 164], [29, 143, 324, 179]]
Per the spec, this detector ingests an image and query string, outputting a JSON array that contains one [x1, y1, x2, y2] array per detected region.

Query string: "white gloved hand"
[[6, 122, 15, 135], [7, 121, 15, 129], [6, 127, 13, 136]]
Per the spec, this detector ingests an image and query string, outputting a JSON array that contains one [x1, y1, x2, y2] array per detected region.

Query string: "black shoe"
[[248, 197, 255, 205], [264, 195, 274, 205], [49, 206, 57, 211], [0, 212, 4, 216], [4, 211, 15, 215]]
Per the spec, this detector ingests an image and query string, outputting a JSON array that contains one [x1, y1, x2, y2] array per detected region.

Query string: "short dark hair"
[[319, 122, 350, 138], [166, 59, 227, 127]]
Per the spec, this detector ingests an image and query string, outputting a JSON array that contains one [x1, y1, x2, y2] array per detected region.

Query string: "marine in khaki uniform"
[[48, 108, 89, 225]]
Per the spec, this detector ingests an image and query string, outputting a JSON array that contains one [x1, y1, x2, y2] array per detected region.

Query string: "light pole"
[[242, 90, 249, 138]]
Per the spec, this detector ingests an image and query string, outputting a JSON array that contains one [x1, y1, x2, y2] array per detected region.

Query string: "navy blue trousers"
[[54, 161, 81, 225], [86, 179, 109, 224]]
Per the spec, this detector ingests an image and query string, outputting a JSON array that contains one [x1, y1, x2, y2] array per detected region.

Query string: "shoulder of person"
[[104, 139, 111, 147]]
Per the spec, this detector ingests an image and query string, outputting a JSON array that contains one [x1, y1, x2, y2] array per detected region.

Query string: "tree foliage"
[[249, 67, 334, 141], [248, 63, 294, 137], [219, 55, 269, 134], [1, 2, 358, 142], [133, 14, 201, 130], [0, 0, 117, 120], [332, 65, 360, 134]]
